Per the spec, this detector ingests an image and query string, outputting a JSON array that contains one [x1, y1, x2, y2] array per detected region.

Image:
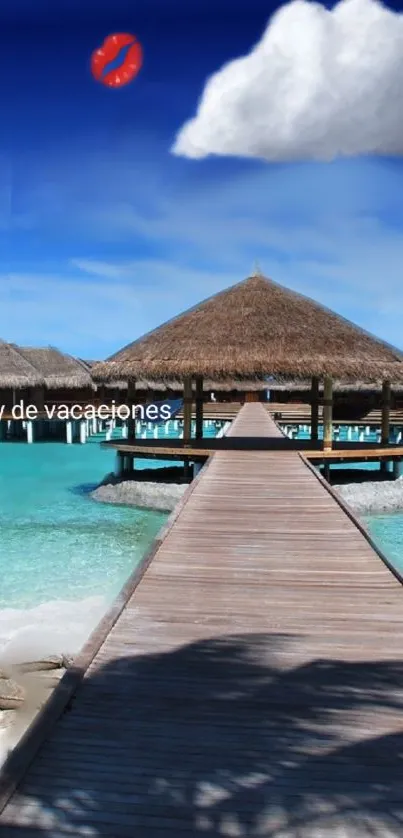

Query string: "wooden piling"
[[183, 377, 193, 480], [183, 377, 193, 443], [393, 458, 403, 479], [381, 380, 391, 475], [127, 380, 136, 440], [310, 376, 319, 442], [195, 376, 204, 440], [31, 386, 45, 412], [322, 376, 333, 451]]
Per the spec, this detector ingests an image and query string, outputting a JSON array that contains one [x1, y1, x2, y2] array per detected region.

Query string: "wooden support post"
[[195, 376, 204, 440], [32, 386, 45, 413], [381, 380, 391, 475], [97, 384, 106, 403], [310, 376, 319, 442], [114, 452, 124, 477], [127, 379, 137, 440], [122, 455, 134, 475], [322, 377, 333, 452], [183, 377, 193, 443], [183, 377, 193, 481], [393, 458, 403, 479]]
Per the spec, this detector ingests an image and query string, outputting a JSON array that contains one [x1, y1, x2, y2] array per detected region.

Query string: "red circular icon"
[[91, 33, 143, 88]]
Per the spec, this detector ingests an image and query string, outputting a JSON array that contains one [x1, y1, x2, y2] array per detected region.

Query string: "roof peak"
[[251, 260, 262, 277]]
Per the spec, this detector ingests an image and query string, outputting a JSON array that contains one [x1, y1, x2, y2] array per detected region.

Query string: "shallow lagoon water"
[[0, 442, 166, 661], [0, 442, 166, 608], [365, 512, 403, 576]]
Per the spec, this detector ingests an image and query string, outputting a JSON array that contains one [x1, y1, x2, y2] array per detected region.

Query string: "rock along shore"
[[0, 655, 71, 767], [90, 467, 403, 517], [335, 477, 403, 516], [90, 467, 188, 512]]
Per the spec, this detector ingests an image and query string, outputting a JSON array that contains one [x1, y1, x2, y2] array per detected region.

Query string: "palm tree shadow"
[[2, 632, 403, 836]]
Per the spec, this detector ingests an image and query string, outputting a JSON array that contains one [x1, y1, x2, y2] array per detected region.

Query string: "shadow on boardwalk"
[[3, 633, 403, 837]]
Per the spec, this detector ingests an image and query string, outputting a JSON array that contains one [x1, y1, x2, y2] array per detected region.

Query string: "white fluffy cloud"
[[172, 0, 403, 161]]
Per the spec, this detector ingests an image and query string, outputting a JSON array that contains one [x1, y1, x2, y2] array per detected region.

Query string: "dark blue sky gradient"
[[0, 0, 401, 356]]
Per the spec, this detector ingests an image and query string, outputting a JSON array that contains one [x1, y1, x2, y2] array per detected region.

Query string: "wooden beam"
[[322, 376, 333, 451], [380, 380, 391, 474], [381, 380, 391, 445], [195, 376, 204, 440], [127, 379, 136, 439], [310, 376, 319, 441], [183, 377, 193, 480], [183, 377, 193, 443], [308, 446, 403, 460], [97, 384, 106, 402], [32, 386, 45, 412]]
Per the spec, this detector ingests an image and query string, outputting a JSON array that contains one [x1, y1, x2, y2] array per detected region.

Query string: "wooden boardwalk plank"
[[1, 404, 403, 837]]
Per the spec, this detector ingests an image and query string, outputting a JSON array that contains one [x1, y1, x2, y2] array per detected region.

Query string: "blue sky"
[[1, 0, 403, 358]]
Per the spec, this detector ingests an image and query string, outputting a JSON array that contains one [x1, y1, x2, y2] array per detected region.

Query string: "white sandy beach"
[[0, 595, 107, 766]]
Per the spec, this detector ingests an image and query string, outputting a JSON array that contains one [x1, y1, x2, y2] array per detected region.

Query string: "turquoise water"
[[0, 443, 166, 609], [280, 422, 403, 445], [0, 418, 225, 611], [365, 513, 403, 576]]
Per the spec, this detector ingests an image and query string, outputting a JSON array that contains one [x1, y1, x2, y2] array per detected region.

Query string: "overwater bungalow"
[[0, 340, 44, 414], [266, 377, 403, 420], [92, 272, 403, 456], [81, 368, 268, 405], [0, 345, 98, 442], [129, 378, 268, 403], [14, 346, 95, 408], [81, 359, 127, 404]]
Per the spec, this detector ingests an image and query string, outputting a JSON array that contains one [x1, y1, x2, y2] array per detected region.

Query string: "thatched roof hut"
[[14, 346, 95, 390], [92, 274, 403, 384], [81, 359, 127, 391], [0, 341, 43, 389], [132, 378, 267, 393]]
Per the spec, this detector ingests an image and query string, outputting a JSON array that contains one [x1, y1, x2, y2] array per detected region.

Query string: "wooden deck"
[[104, 436, 403, 464], [2, 404, 403, 836]]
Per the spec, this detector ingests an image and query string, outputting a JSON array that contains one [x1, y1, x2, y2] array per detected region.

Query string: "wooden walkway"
[[103, 438, 403, 466], [2, 404, 403, 836]]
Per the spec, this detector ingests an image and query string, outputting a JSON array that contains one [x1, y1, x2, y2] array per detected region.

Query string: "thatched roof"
[[0, 341, 43, 389], [133, 378, 267, 392], [92, 274, 403, 384], [14, 346, 95, 390], [82, 359, 127, 391]]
